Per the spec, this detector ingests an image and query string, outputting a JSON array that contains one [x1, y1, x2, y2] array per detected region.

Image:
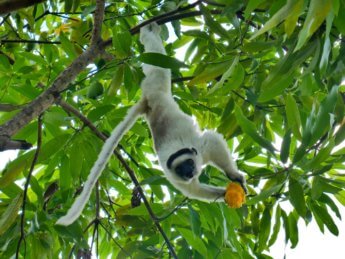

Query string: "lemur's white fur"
[[56, 23, 246, 226]]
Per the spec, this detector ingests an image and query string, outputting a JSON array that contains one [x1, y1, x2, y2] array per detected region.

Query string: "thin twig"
[[15, 114, 43, 258]]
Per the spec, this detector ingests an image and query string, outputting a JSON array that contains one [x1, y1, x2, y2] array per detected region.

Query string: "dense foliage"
[[0, 0, 344, 258]]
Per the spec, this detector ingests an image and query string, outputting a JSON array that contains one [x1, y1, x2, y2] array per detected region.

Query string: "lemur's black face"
[[167, 148, 198, 181], [175, 159, 195, 180]]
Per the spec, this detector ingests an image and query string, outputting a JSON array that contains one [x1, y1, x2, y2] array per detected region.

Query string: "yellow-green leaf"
[[295, 0, 332, 51], [284, 0, 304, 36], [209, 56, 239, 94], [285, 94, 302, 140], [0, 193, 22, 235], [0, 158, 28, 188], [188, 61, 231, 86], [251, 0, 303, 40]]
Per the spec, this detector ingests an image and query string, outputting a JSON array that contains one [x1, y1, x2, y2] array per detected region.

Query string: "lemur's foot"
[[140, 22, 161, 44]]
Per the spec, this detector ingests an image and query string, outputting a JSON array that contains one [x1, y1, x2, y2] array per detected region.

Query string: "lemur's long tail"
[[56, 101, 146, 226]]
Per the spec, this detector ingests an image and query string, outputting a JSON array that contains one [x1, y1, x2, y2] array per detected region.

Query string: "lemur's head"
[[166, 148, 200, 182]]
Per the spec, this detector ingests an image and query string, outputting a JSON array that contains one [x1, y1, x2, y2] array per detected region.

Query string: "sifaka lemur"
[[57, 22, 246, 226]]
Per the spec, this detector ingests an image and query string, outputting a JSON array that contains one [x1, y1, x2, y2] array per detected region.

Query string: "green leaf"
[[280, 129, 291, 163], [250, 0, 303, 40], [244, 0, 266, 18], [178, 228, 208, 256], [309, 85, 339, 145], [258, 41, 316, 102], [289, 177, 306, 217], [209, 56, 239, 93], [139, 52, 187, 71], [107, 65, 124, 97], [59, 33, 77, 59], [285, 94, 302, 140], [311, 202, 339, 236], [0, 156, 29, 188], [268, 206, 282, 247], [234, 105, 275, 153], [288, 212, 299, 248], [112, 29, 132, 58], [0, 193, 22, 235], [312, 176, 342, 200], [189, 61, 231, 86], [200, 5, 230, 39], [64, 0, 73, 12], [319, 13, 334, 75], [284, 0, 304, 36], [257, 207, 271, 252], [188, 205, 201, 236], [246, 184, 284, 205], [305, 141, 334, 170], [295, 0, 332, 51]]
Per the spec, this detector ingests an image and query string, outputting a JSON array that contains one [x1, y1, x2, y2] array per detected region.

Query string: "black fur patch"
[[167, 148, 197, 169]]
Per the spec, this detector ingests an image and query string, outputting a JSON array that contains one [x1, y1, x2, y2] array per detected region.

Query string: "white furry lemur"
[[57, 23, 246, 226]]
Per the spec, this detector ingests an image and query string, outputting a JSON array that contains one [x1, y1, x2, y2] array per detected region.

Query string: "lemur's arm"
[[186, 181, 226, 202], [56, 102, 146, 226], [201, 131, 247, 192]]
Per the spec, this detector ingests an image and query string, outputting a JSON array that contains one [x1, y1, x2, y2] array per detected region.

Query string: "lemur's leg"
[[139, 22, 171, 96], [140, 22, 166, 54], [201, 131, 247, 192]]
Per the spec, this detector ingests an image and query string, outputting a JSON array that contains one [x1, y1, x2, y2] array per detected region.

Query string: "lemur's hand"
[[228, 172, 247, 194]]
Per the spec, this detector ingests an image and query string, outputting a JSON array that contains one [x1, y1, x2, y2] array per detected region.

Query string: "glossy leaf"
[[250, 0, 303, 40], [234, 105, 275, 153], [295, 0, 333, 50], [0, 193, 22, 235], [289, 177, 307, 217], [311, 202, 339, 236], [139, 52, 188, 71], [285, 94, 302, 140]]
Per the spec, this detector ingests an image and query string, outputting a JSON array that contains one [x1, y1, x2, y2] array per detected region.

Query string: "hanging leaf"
[[257, 207, 271, 252], [280, 129, 291, 163], [295, 0, 332, 51], [285, 94, 302, 140], [289, 177, 307, 217], [0, 193, 22, 235], [188, 61, 231, 86], [209, 56, 239, 94], [311, 202, 339, 236], [139, 52, 188, 71], [251, 0, 304, 40], [258, 41, 316, 102], [177, 228, 208, 256], [234, 105, 275, 153]]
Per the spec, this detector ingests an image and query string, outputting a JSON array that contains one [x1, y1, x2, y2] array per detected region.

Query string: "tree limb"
[[0, 0, 47, 15]]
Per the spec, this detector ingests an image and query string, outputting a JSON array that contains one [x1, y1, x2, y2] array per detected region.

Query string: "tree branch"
[[91, 0, 105, 46], [0, 0, 47, 15]]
